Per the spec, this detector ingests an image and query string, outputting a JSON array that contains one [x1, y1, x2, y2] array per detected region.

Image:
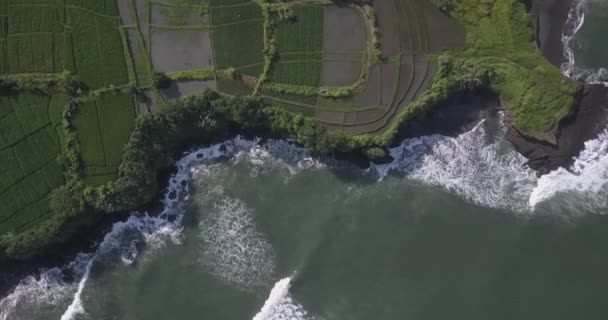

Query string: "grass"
[[449, 0, 577, 140], [0, 94, 67, 235], [72, 94, 137, 185], [210, 0, 265, 75]]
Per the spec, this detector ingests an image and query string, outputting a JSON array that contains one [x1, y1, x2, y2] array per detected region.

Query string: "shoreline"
[[1, 0, 607, 300]]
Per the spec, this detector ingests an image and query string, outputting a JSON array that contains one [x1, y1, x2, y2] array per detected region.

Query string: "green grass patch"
[[167, 69, 216, 81], [447, 0, 577, 140], [72, 94, 137, 185]]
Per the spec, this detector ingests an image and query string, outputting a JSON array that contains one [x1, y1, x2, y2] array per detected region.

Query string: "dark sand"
[[531, 0, 574, 67]]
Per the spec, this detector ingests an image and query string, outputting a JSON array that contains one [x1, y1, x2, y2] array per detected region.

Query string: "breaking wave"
[[562, 0, 608, 85], [530, 129, 608, 212], [2, 122, 608, 318], [371, 116, 539, 212], [252, 277, 314, 320]]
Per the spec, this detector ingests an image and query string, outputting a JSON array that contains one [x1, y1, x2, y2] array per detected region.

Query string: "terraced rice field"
[[72, 94, 137, 186], [0, 94, 68, 234], [209, 0, 264, 76], [0, 0, 131, 89], [271, 6, 323, 87]]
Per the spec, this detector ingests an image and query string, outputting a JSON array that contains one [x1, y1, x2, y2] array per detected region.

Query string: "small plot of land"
[[1, 0, 131, 89], [151, 1, 207, 27], [271, 6, 323, 87], [72, 94, 137, 186], [151, 29, 214, 72], [0, 94, 68, 234], [66, 6, 130, 89], [319, 5, 364, 87], [209, 0, 264, 76], [3, 3, 64, 74]]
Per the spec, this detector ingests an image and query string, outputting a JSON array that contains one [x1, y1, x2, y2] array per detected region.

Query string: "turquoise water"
[[563, 0, 608, 83], [2, 115, 608, 320]]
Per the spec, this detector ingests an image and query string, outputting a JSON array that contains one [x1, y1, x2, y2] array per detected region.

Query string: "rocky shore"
[[508, 0, 608, 172]]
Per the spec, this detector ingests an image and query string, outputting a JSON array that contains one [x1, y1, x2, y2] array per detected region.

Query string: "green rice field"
[[271, 6, 323, 87], [209, 0, 264, 76], [0, 94, 68, 234]]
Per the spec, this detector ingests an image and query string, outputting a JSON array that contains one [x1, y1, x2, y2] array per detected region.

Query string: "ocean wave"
[[372, 115, 539, 212], [252, 277, 314, 320], [561, 0, 608, 86], [530, 129, 608, 213]]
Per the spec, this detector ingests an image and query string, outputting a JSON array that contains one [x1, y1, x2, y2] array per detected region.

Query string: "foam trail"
[[561, 0, 608, 85], [530, 129, 608, 211], [252, 277, 313, 320], [60, 255, 93, 320], [197, 187, 275, 290]]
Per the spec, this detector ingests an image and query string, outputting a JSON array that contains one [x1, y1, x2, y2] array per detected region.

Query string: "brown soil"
[[418, 0, 466, 52], [380, 63, 397, 105], [373, 0, 399, 57], [151, 29, 214, 72], [355, 65, 381, 107], [315, 109, 345, 124], [320, 60, 362, 86], [322, 6, 365, 52]]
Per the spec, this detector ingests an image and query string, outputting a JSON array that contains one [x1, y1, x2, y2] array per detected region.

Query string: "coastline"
[[1, 0, 607, 301]]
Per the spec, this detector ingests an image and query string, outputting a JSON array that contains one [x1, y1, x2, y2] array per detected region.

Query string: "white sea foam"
[[198, 188, 275, 289], [529, 129, 608, 212], [3, 126, 608, 317], [252, 277, 313, 320], [561, 0, 608, 85], [372, 116, 539, 212]]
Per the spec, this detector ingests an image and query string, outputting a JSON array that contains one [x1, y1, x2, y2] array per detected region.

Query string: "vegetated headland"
[[0, 0, 606, 281]]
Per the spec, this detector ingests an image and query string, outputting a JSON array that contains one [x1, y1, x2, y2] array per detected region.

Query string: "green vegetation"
[[271, 6, 323, 86], [443, 0, 577, 140], [0, 0, 584, 260], [72, 94, 137, 186], [210, 0, 265, 75], [0, 94, 67, 235]]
